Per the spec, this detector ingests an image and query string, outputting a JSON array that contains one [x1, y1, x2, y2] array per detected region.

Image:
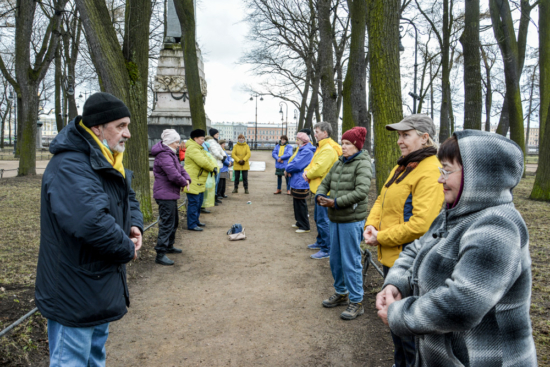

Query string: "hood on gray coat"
[[449, 130, 524, 220]]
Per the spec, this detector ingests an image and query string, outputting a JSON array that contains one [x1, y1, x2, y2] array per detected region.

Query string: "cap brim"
[[385, 122, 414, 131]]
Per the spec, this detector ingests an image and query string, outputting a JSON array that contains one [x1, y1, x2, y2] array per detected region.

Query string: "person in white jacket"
[[206, 129, 227, 204]]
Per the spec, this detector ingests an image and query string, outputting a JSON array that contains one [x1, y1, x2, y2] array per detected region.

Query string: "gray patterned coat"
[[385, 130, 537, 366]]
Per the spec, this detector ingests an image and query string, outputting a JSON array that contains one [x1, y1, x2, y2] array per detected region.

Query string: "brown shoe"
[[274, 189, 282, 194], [340, 302, 364, 320], [322, 293, 349, 308]]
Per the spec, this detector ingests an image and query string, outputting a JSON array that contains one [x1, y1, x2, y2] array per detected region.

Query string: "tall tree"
[[531, 1, 550, 201], [317, 0, 338, 134], [173, 0, 206, 131], [490, 0, 525, 157], [366, 0, 403, 193], [460, 0, 482, 129], [342, 0, 368, 135], [75, 0, 154, 221], [0, 0, 68, 175]]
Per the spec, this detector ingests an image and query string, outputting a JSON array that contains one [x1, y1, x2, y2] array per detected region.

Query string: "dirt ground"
[[106, 150, 394, 366]]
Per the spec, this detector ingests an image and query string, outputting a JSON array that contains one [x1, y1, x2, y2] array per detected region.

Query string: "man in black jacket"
[[35, 92, 143, 367]]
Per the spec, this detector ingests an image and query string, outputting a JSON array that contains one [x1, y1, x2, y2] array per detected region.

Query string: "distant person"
[[217, 139, 232, 199], [228, 139, 234, 150], [36, 92, 143, 367], [151, 129, 191, 266], [206, 128, 227, 204], [231, 134, 251, 194], [316, 127, 372, 320], [272, 135, 293, 194], [184, 129, 217, 231], [288, 128, 313, 163], [200, 139, 218, 210], [377, 131, 536, 366], [302, 122, 342, 259], [179, 139, 187, 164], [364, 114, 444, 366], [285, 132, 315, 233]]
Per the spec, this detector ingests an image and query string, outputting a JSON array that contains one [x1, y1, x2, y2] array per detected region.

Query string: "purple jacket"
[[152, 142, 191, 200]]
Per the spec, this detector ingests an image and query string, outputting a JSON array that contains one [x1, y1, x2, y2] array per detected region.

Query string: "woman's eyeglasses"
[[438, 167, 460, 180]]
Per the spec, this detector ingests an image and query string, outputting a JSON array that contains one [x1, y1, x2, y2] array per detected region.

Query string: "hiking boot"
[[310, 250, 329, 259], [166, 247, 182, 254], [245, 189, 249, 194], [296, 229, 310, 233], [340, 302, 364, 320], [307, 243, 320, 250], [322, 293, 349, 308], [274, 189, 282, 194], [232, 188, 238, 193], [155, 254, 174, 266]]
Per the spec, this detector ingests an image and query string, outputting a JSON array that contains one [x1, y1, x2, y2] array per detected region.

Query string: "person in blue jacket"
[[285, 132, 316, 233], [217, 139, 233, 199], [272, 135, 294, 194], [35, 93, 143, 367]]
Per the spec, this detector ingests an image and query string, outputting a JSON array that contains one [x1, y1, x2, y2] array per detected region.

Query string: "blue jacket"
[[35, 118, 144, 328], [286, 143, 315, 189], [272, 143, 293, 169], [221, 155, 233, 173]]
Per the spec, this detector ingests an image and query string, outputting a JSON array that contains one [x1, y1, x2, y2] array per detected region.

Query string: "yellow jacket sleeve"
[[306, 148, 337, 180], [377, 169, 444, 247], [243, 146, 251, 162], [365, 194, 383, 230]]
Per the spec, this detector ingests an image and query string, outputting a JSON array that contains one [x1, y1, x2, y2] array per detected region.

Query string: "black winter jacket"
[[35, 118, 143, 327]]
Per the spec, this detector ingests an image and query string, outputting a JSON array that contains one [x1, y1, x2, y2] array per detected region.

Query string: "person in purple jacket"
[[151, 129, 191, 266]]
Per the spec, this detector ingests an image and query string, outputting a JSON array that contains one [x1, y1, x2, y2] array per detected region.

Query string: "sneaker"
[[340, 302, 364, 320], [291, 224, 298, 228], [310, 250, 329, 259], [296, 229, 310, 233], [232, 188, 238, 193], [322, 293, 349, 308], [245, 189, 249, 194], [307, 243, 320, 250]]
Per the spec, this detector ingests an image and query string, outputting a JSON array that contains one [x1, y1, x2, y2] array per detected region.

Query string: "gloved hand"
[[213, 168, 218, 175], [239, 160, 245, 166]]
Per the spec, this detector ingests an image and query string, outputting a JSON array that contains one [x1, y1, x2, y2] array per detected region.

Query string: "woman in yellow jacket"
[[231, 134, 251, 194], [364, 114, 444, 367]]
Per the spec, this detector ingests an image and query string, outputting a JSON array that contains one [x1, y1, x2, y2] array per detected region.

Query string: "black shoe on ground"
[[216, 199, 223, 204], [222, 195, 228, 198], [340, 302, 364, 320], [201, 209, 211, 213], [322, 293, 349, 308], [198, 222, 206, 227], [188, 226, 204, 231], [166, 247, 182, 254], [155, 254, 174, 266], [215, 202, 219, 206]]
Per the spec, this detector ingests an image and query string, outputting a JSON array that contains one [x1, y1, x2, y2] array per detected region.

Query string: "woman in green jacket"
[[315, 127, 372, 321]]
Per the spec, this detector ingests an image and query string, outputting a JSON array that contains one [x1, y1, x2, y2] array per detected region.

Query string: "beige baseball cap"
[[386, 114, 436, 138]]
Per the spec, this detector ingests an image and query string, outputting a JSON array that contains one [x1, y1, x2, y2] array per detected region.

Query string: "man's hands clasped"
[[130, 226, 142, 260]]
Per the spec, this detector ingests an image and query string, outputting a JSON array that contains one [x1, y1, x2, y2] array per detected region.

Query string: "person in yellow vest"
[[272, 135, 293, 194], [302, 122, 342, 259], [363, 114, 444, 367], [231, 134, 251, 194]]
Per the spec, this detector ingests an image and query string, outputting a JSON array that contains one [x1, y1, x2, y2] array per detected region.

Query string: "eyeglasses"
[[438, 166, 460, 180]]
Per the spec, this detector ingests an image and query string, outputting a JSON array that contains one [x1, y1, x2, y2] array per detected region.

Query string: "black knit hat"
[[299, 128, 311, 135], [190, 129, 206, 139], [209, 128, 219, 137], [82, 92, 131, 128]]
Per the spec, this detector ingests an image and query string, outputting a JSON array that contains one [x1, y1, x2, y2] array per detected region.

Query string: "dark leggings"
[[234, 170, 248, 189]]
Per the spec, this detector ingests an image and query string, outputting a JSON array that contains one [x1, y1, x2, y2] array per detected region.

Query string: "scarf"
[[79, 121, 126, 178], [278, 142, 287, 158], [385, 146, 437, 188]]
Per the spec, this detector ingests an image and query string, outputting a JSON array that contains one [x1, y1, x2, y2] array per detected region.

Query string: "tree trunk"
[[342, 0, 368, 134], [460, 0, 482, 130], [540, 0, 550, 145], [490, 0, 525, 159], [76, 0, 153, 221], [173, 0, 207, 131], [530, 103, 550, 200], [366, 0, 403, 193], [305, 63, 321, 136], [481, 46, 493, 131], [524, 69, 535, 156], [439, 0, 451, 143], [317, 0, 338, 135], [55, 45, 64, 133], [0, 103, 8, 149]]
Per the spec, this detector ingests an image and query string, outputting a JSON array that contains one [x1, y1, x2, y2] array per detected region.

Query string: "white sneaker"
[[296, 229, 310, 233], [292, 224, 298, 228]]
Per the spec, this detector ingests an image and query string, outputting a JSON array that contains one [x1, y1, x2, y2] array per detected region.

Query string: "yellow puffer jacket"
[[231, 142, 251, 170], [365, 155, 444, 267], [305, 138, 342, 194], [183, 139, 217, 195]]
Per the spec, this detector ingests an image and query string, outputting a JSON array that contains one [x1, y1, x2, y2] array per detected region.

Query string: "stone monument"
[[148, 0, 209, 147]]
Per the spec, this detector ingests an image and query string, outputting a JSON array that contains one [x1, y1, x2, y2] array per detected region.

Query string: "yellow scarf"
[[278, 143, 286, 157], [79, 121, 126, 178]]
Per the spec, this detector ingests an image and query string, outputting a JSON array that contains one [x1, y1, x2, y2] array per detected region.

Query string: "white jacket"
[[205, 136, 226, 169]]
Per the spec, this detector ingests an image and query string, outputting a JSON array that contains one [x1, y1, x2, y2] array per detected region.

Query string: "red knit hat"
[[341, 126, 367, 150]]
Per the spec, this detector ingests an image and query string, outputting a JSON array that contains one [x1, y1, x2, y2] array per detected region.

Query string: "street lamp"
[[279, 101, 288, 137], [399, 17, 420, 113], [250, 94, 263, 149]]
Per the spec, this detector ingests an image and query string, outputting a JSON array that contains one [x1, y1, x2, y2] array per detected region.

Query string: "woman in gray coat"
[[377, 130, 536, 366]]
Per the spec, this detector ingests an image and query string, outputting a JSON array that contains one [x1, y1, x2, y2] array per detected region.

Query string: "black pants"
[[217, 177, 227, 197], [234, 170, 248, 189], [155, 199, 179, 255], [383, 266, 416, 367], [293, 197, 309, 230]]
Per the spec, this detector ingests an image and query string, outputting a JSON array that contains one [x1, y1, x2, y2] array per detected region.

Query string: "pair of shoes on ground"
[[155, 247, 182, 266], [322, 293, 364, 320], [232, 188, 250, 194]]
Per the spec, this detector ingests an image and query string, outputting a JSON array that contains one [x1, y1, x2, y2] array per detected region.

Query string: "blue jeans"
[[277, 175, 290, 191], [48, 319, 109, 367], [329, 220, 365, 303], [314, 202, 330, 252], [186, 192, 204, 229], [215, 172, 220, 196]]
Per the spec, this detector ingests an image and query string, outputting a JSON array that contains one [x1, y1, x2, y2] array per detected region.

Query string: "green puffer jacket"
[[316, 150, 372, 223]]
